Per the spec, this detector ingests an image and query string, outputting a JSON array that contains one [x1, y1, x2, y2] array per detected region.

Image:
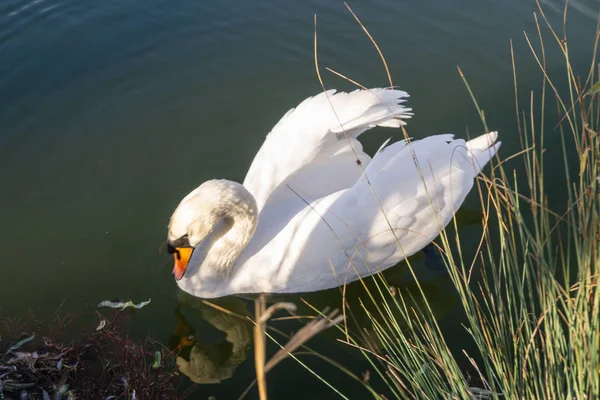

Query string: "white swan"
[[166, 88, 500, 299]]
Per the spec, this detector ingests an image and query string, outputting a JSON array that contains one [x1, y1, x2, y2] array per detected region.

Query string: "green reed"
[[336, 2, 600, 399]]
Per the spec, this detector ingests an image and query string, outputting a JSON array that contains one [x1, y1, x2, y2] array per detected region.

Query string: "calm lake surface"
[[1, 0, 598, 398]]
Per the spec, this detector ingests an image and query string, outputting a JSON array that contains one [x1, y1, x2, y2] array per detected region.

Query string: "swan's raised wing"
[[243, 88, 413, 211]]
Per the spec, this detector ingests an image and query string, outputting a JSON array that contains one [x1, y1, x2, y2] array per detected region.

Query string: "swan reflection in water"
[[170, 292, 253, 384], [169, 234, 476, 385]]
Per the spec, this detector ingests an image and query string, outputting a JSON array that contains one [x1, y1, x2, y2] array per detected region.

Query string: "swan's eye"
[[167, 244, 183, 259], [169, 235, 191, 249], [167, 235, 191, 268], [167, 243, 176, 255]]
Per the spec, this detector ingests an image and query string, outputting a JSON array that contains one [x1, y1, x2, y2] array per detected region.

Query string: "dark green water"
[[0, 0, 598, 398]]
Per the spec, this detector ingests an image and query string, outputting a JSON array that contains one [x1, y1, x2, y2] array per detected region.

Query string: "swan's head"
[[167, 179, 258, 281]]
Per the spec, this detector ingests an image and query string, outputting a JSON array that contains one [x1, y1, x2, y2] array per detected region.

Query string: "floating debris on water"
[[95, 319, 106, 331], [97, 298, 151, 310], [152, 351, 161, 369], [5, 334, 35, 354]]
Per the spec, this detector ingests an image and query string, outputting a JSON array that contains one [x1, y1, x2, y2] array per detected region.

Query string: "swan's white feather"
[[243, 88, 413, 211]]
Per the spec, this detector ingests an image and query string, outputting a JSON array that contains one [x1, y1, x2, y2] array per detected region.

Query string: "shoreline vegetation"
[[0, 309, 196, 399], [1, 1, 598, 399]]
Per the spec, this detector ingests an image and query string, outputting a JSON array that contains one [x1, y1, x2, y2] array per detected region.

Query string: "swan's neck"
[[193, 180, 258, 277], [205, 212, 256, 275], [169, 179, 259, 288]]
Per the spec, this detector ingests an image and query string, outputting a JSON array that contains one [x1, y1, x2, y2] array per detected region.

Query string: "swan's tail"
[[466, 131, 501, 175]]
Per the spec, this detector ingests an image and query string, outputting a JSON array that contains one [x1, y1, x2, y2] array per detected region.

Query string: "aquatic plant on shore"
[[0, 308, 195, 400]]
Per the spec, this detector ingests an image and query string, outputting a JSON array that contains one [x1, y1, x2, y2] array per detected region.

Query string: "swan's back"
[[232, 132, 500, 294], [345, 132, 499, 266]]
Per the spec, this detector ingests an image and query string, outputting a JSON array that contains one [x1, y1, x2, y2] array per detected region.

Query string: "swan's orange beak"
[[173, 247, 193, 281]]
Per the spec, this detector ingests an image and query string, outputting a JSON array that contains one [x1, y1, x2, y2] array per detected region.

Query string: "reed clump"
[[319, 2, 600, 399]]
